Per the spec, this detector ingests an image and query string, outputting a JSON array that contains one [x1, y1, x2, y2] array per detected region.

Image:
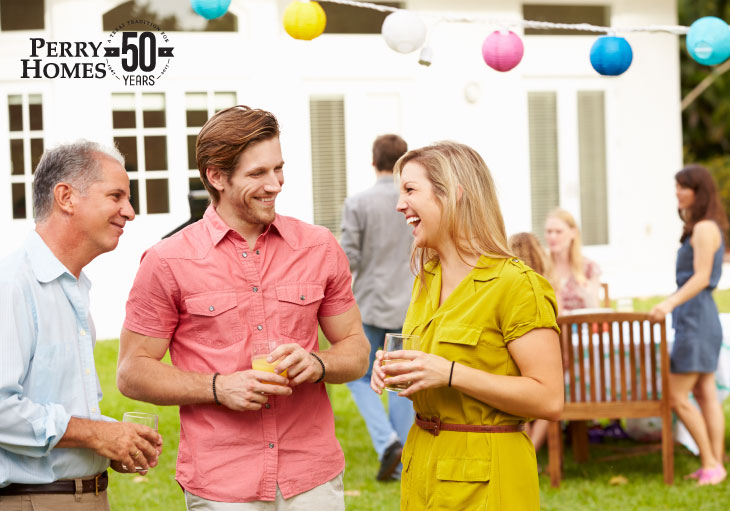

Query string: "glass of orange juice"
[[251, 340, 288, 385]]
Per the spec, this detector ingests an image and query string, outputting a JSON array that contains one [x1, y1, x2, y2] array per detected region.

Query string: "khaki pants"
[[0, 490, 109, 511], [184, 472, 344, 511]]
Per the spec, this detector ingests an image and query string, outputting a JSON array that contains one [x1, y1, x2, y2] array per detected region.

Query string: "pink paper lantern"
[[481, 30, 524, 72]]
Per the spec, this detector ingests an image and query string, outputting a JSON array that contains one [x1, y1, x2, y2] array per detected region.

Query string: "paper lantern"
[[190, 0, 231, 20], [686, 16, 730, 66], [283, 1, 327, 41], [481, 30, 524, 72], [590, 36, 633, 76], [381, 11, 426, 54]]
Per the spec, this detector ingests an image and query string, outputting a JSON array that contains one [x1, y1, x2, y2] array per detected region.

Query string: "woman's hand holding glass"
[[371, 349, 453, 398]]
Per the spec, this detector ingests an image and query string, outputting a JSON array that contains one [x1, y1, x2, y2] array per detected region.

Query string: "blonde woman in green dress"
[[370, 142, 564, 510]]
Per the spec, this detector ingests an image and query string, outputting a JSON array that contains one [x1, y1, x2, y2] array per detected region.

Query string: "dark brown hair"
[[675, 164, 729, 242], [196, 105, 280, 204], [372, 134, 407, 172]]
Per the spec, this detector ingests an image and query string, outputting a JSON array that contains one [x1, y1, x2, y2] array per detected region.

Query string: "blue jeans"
[[346, 324, 414, 474]]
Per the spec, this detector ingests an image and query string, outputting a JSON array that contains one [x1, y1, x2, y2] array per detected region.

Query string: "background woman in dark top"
[[650, 164, 728, 485]]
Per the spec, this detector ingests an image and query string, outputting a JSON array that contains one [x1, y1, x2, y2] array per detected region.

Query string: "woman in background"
[[650, 164, 728, 485], [545, 208, 601, 312], [371, 142, 563, 510]]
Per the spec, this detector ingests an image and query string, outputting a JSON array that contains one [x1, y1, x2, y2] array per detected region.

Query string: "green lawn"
[[95, 289, 730, 510]]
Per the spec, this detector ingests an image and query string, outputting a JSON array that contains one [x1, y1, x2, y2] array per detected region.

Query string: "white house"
[[0, 0, 685, 339]]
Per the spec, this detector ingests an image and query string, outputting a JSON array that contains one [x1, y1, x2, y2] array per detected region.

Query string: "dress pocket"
[[276, 283, 324, 339], [184, 290, 243, 348], [431, 458, 490, 510]]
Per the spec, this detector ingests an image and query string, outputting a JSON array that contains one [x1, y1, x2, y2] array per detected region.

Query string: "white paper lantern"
[[381, 11, 426, 54]]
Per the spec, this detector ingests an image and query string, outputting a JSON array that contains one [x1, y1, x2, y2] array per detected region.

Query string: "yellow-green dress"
[[400, 255, 558, 511]]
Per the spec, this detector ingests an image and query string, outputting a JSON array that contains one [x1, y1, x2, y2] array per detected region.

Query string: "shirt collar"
[[26, 230, 89, 286], [422, 254, 505, 281], [376, 174, 395, 185], [203, 205, 295, 249]]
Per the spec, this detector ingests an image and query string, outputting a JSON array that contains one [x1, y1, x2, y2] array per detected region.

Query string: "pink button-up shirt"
[[124, 206, 355, 502]]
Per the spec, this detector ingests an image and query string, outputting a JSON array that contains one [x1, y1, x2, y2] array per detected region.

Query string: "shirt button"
[[268, 443, 275, 449], [242, 252, 248, 258], [85, 368, 91, 375], [257, 325, 263, 331], [79, 329, 87, 336], [300, 295, 305, 301], [253, 287, 258, 293], [91, 407, 97, 413], [256, 250, 260, 255], [209, 306, 215, 312], [265, 403, 271, 409]]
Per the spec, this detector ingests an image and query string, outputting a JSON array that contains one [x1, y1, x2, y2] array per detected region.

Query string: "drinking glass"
[[383, 333, 420, 393], [122, 412, 158, 471], [251, 339, 288, 384]]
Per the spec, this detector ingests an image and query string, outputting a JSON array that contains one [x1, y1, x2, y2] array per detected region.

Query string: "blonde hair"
[[394, 141, 512, 283], [508, 232, 553, 280], [546, 208, 585, 284]]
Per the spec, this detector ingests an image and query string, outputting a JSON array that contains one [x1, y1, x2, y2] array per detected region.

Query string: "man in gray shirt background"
[[340, 134, 414, 482]]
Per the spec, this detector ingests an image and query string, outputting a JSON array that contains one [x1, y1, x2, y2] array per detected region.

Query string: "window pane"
[[0, 0, 44, 31], [12, 182, 26, 219], [8, 95, 22, 131], [187, 134, 198, 169], [10, 139, 24, 175], [28, 94, 42, 130], [213, 92, 236, 112], [146, 178, 169, 214], [189, 177, 205, 191], [30, 138, 43, 172], [129, 179, 139, 214], [309, 96, 347, 235], [322, 2, 402, 34], [527, 92, 560, 239], [112, 93, 136, 129], [523, 5, 611, 35], [144, 136, 167, 170], [115, 136, 138, 172], [103, 1, 236, 32], [185, 92, 208, 127], [142, 93, 166, 128]]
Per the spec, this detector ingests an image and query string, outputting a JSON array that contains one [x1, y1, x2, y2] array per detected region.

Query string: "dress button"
[[300, 295, 305, 301], [242, 252, 248, 258], [268, 443, 275, 449], [257, 325, 263, 331], [265, 403, 271, 409], [209, 306, 215, 312], [253, 287, 258, 292]]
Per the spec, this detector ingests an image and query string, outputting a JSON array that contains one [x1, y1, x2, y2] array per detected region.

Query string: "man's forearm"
[[117, 357, 214, 406], [318, 333, 370, 384]]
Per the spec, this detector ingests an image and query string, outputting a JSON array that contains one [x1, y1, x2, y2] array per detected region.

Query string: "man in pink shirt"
[[117, 106, 370, 510]]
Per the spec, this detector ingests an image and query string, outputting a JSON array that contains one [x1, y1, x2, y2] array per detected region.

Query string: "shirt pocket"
[[433, 324, 482, 361], [275, 283, 324, 340], [184, 290, 243, 348], [431, 458, 490, 510]]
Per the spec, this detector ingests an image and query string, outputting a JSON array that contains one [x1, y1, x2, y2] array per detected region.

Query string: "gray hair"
[[33, 140, 125, 221]]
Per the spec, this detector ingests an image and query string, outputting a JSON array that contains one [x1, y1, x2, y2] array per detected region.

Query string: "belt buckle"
[[428, 416, 441, 436], [94, 473, 100, 496]]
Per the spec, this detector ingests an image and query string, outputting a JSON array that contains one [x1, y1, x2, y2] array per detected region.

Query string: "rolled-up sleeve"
[[0, 282, 70, 457]]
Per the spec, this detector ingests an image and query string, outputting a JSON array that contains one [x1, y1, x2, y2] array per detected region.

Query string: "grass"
[[95, 289, 730, 510]]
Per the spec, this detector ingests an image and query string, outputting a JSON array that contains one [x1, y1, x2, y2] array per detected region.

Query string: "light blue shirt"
[[0, 231, 110, 486]]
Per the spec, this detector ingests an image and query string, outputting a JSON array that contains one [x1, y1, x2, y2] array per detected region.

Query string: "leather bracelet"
[[212, 372, 221, 405], [310, 352, 325, 383], [448, 361, 455, 387]]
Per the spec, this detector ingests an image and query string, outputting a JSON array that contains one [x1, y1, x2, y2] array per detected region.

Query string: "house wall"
[[0, 0, 684, 339]]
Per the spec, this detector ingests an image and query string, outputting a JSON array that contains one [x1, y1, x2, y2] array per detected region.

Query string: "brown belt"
[[0, 471, 108, 496], [416, 414, 525, 436]]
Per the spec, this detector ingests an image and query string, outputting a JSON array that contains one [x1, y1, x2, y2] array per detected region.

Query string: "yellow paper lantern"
[[283, 1, 327, 41]]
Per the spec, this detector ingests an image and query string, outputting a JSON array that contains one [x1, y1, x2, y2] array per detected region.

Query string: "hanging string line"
[[318, 0, 691, 35]]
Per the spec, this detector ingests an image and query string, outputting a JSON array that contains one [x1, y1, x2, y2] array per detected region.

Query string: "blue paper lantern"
[[590, 36, 633, 76], [191, 0, 231, 20], [686, 16, 730, 66]]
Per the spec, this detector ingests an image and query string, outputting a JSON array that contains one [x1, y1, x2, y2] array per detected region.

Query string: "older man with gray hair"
[[0, 140, 162, 510]]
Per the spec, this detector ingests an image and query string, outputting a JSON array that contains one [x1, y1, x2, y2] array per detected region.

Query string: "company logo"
[[20, 19, 174, 86]]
